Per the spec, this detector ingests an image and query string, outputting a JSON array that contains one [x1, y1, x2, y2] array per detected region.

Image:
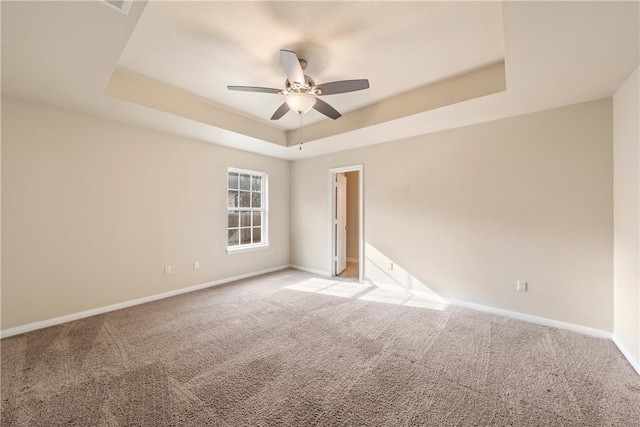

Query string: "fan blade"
[[314, 79, 370, 95], [227, 86, 282, 94], [280, 50, 305, 86], [270, 102, 291, 120], [313, 98, 341, 120]]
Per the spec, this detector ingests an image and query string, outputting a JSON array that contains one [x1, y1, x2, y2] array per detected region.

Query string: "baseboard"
[[346, 257, 359, 263], [1, 264, 621, 359], [612, 335, 640, 376], [289, 264, 331, 277], [0, 265, 290, 339], [287, 267, 612, 340], [447, 298, 612, 339]]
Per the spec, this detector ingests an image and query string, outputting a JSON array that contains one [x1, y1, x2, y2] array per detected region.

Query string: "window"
[[227, 168, 267, 252]]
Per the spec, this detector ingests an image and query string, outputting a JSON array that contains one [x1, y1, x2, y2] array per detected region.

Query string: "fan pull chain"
[[299, 112, 303, 150]]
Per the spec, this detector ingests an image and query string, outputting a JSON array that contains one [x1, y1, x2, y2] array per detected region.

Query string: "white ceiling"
[[117, 1, 505, 129], [1, 1, 638, 160]]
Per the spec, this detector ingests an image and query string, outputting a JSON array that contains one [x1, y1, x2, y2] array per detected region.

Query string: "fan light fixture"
[[285, 92, 315, 114], [228, 49, 369, 121]]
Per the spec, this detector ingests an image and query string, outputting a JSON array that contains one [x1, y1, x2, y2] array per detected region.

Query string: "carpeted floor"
[[2, 269, 639, 426]]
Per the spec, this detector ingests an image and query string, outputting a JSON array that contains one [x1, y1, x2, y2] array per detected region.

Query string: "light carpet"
[[2, 269, 639, 426]]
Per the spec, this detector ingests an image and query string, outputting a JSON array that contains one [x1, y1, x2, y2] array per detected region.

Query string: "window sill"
[[226, 244, 269, 255]]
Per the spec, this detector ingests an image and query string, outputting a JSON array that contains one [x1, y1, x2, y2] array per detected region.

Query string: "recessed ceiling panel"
[[116, 1, 505, 130]]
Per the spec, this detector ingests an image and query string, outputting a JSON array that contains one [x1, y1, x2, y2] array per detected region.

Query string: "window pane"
[[252, 227, 261, 244], [252, 175, 262, 191], [228, 229, 239, 246], [241, 228, 251, 245], [239, 191, 251, 208], [227, 191, 238, 208], [240, 211, 251, 227], [240, 174, 251, 190], [228, 172, 239, 189], [228, 170, 267, 250], [252, 212, 261, 227], [252, 192, 261, 208], [228, 211, 239, 228]]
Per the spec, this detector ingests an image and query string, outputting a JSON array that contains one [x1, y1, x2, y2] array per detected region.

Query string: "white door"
[[336, 173, 347, 274]]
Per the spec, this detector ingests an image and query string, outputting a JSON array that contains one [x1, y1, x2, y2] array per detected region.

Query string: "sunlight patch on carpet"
[[286, 278, 448, 311]]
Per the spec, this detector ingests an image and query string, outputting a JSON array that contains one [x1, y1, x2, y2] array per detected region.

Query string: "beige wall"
[[291, 98, 613, 331], [1, 94, 625, 341], [345, 171, 359, 261], [1, 97, 290, 330], [613, 67, 640, 372]]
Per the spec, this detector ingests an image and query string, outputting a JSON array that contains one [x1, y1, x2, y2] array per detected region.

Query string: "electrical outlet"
[[517, 281, 527, 292], [164, 265, 171, 275], [194, 261, 200, 270], [387, 262, 394, 270]]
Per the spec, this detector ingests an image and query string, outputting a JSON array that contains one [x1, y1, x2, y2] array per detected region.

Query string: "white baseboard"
[[289, 267, 612, 341], [449, 297, 640, 373], [447, 298, 612, 339], [289, 264, 331, 277], [612, 335, 640, 376], [346, 257, 359, 263], [0, 265, 290, 339], [4, 264, 629, 374]]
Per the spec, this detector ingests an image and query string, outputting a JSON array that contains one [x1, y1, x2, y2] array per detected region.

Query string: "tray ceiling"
[[1, 1, 638, 159]]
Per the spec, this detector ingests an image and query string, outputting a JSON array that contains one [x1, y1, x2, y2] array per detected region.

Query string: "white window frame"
[[226, 168, 269, 254]]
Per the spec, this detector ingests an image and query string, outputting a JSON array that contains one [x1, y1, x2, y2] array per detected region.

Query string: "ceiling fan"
[[228, 49, 370, 121]]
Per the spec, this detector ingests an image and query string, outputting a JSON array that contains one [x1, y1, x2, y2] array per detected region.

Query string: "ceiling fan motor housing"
[[286, 75, 316, 93]]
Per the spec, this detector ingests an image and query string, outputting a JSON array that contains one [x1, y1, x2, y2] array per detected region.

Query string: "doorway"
[[329, 165, 363, 281]]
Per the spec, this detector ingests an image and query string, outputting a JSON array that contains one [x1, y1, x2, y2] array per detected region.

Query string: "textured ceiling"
[[1, 1, 638, 160]]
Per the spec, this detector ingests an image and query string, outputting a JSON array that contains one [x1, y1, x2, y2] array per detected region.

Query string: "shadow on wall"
[[287, 242, 449, 311], [363, 242, 447, 304]]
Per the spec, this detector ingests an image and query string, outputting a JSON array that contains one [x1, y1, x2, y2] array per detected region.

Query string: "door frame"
[[329, 165, 364, 282]]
